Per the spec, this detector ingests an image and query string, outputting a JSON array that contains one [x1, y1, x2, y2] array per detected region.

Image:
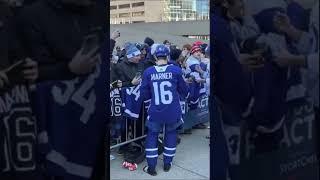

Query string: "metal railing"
[[110, 94, 210, 150]]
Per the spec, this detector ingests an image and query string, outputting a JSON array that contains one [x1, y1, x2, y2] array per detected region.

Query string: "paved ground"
[[110, 128, 210, 180]]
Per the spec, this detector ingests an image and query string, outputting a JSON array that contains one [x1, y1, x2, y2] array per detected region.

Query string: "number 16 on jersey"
[[152, 81, 173, 105]]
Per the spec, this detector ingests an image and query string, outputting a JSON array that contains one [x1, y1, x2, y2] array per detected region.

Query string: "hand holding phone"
[[69, 35, 100, 75], [132, 73, 142, 85], [111, 30, 120, 40], [135, 72, 141, 79], [81, 34, 100, 56]]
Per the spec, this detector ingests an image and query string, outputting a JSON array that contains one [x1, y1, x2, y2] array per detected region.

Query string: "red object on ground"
[[122, 161, 137, 171]]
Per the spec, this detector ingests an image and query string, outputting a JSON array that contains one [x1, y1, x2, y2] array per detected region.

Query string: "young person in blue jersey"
[[185, 45, 207, 111], [140, 44, 189, 176]]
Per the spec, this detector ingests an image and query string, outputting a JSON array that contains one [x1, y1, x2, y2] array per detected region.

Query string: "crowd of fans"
[[109, 31, 211, 165], [212, 0, 319, 179]]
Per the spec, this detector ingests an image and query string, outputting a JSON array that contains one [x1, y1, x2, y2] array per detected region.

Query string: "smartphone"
[[81, 27, 104, 55], [135, 72, 141, 79], [81, 34, 100, 55]]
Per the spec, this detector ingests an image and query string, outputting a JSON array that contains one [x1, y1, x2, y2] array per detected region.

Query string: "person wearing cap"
[[140, 44, 188, 176], [111, 42, 145, 155], [112, 42, 143, 88], [193, 40, 204, 47], [186, 45, 203, 72], [185, 45, 208, 129]]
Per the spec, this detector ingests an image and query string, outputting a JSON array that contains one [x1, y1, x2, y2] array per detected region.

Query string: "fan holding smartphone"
[[132, 72, 142, 86], [68, 27, 104, 76]]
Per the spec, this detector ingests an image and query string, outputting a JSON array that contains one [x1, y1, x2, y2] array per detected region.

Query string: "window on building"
[[132, 11, 145, 17], [110, 14, 117, 18], [119, 4, 130, 9], [119, 13, 130, 18], [110, 5, 117, 10], [132, 2, 144, 7]]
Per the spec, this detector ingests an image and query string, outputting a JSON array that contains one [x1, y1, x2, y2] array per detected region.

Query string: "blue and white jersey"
[[110, 88, 122, 117], [34, 57, 107, 180], [121, 84, 143, 120], [199, 62, 209, 96], [144, 98, 186, 117], [186, 61, 207, 109], [0, 85, 36, 176], [140, 64, 188, 124]]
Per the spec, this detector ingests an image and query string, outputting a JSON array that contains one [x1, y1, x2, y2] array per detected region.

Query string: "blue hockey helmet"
[[154, 44, 170, 58]]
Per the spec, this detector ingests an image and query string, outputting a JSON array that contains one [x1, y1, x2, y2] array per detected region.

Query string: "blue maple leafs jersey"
[[110, 88, 123, 138], [140, 64, 188, 124], [144, 99, 186, 115], [121, 84, 143, 120], [110, 88, 122, 117], [0, 85, 36, 176], [34, 61, 107, 180], [187, 62, 207, 109]]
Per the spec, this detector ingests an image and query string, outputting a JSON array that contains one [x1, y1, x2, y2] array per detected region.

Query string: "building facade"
[[110, 0, 165, 24], [162, 0, 209, 22], [110, 0, 209, 24]]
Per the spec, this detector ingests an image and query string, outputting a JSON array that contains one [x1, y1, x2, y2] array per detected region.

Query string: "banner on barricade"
[[240, 99, 319, 180], [183, 95, 209, 129]]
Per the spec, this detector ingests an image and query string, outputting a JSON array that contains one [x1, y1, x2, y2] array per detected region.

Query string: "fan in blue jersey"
[[140, 44, 188, 176], [186, 45, 207, 110]]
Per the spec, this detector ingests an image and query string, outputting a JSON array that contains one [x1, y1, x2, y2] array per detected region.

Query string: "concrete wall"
[[111, 20, 209, 36]]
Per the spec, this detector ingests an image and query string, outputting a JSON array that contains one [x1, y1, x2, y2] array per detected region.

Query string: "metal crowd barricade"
[[110, 92, 147, 150], [110, 93, 210, 150]]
